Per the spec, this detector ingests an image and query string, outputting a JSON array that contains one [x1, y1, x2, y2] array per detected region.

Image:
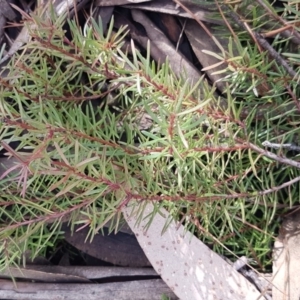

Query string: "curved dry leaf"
[[0, 0, 17, 20], [131, 9, 201, 84], [124, 0, 223, 25], [63, 224, 151, 267], [184, 20, 229, 92], [95, 0, 151, 6]]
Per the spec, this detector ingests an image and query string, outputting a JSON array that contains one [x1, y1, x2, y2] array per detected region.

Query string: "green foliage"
[[0, 1, 300, 271]]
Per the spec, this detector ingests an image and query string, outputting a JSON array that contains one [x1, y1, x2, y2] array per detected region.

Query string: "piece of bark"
[[273, 209, 300, 300], [0, 267, 91, 283], [123, 202, 264, 300], [13, 265, 158, 279], [0, 265, 158, 283], [0, 279, 178, 300]]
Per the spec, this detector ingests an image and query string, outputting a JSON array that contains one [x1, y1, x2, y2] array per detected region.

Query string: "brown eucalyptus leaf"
[[0, 15, 5, 46], [95, 0, 151, 6], [124, 0, 223, 25], [159, 13, 181, 44], [114, 12, 166, 64], [63, 224, 151, 267], [184, 20, 229, 91], [131, 9, 201, 84], [0, 0, 16, 20], [92, 6, 115, 31]]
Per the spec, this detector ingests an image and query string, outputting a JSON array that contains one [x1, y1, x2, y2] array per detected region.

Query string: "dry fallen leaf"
[[123, 202, 263, 300]]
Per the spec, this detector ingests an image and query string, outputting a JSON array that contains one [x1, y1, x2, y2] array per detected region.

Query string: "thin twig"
[[224, 6, 298, 79], [253, 32, 297, 78], [215, 0, 236, 38], [259, 174, 300, 196], [256, 0, 300, 45], [262, 141, 300, 152], [242, 139, 300, 169]]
